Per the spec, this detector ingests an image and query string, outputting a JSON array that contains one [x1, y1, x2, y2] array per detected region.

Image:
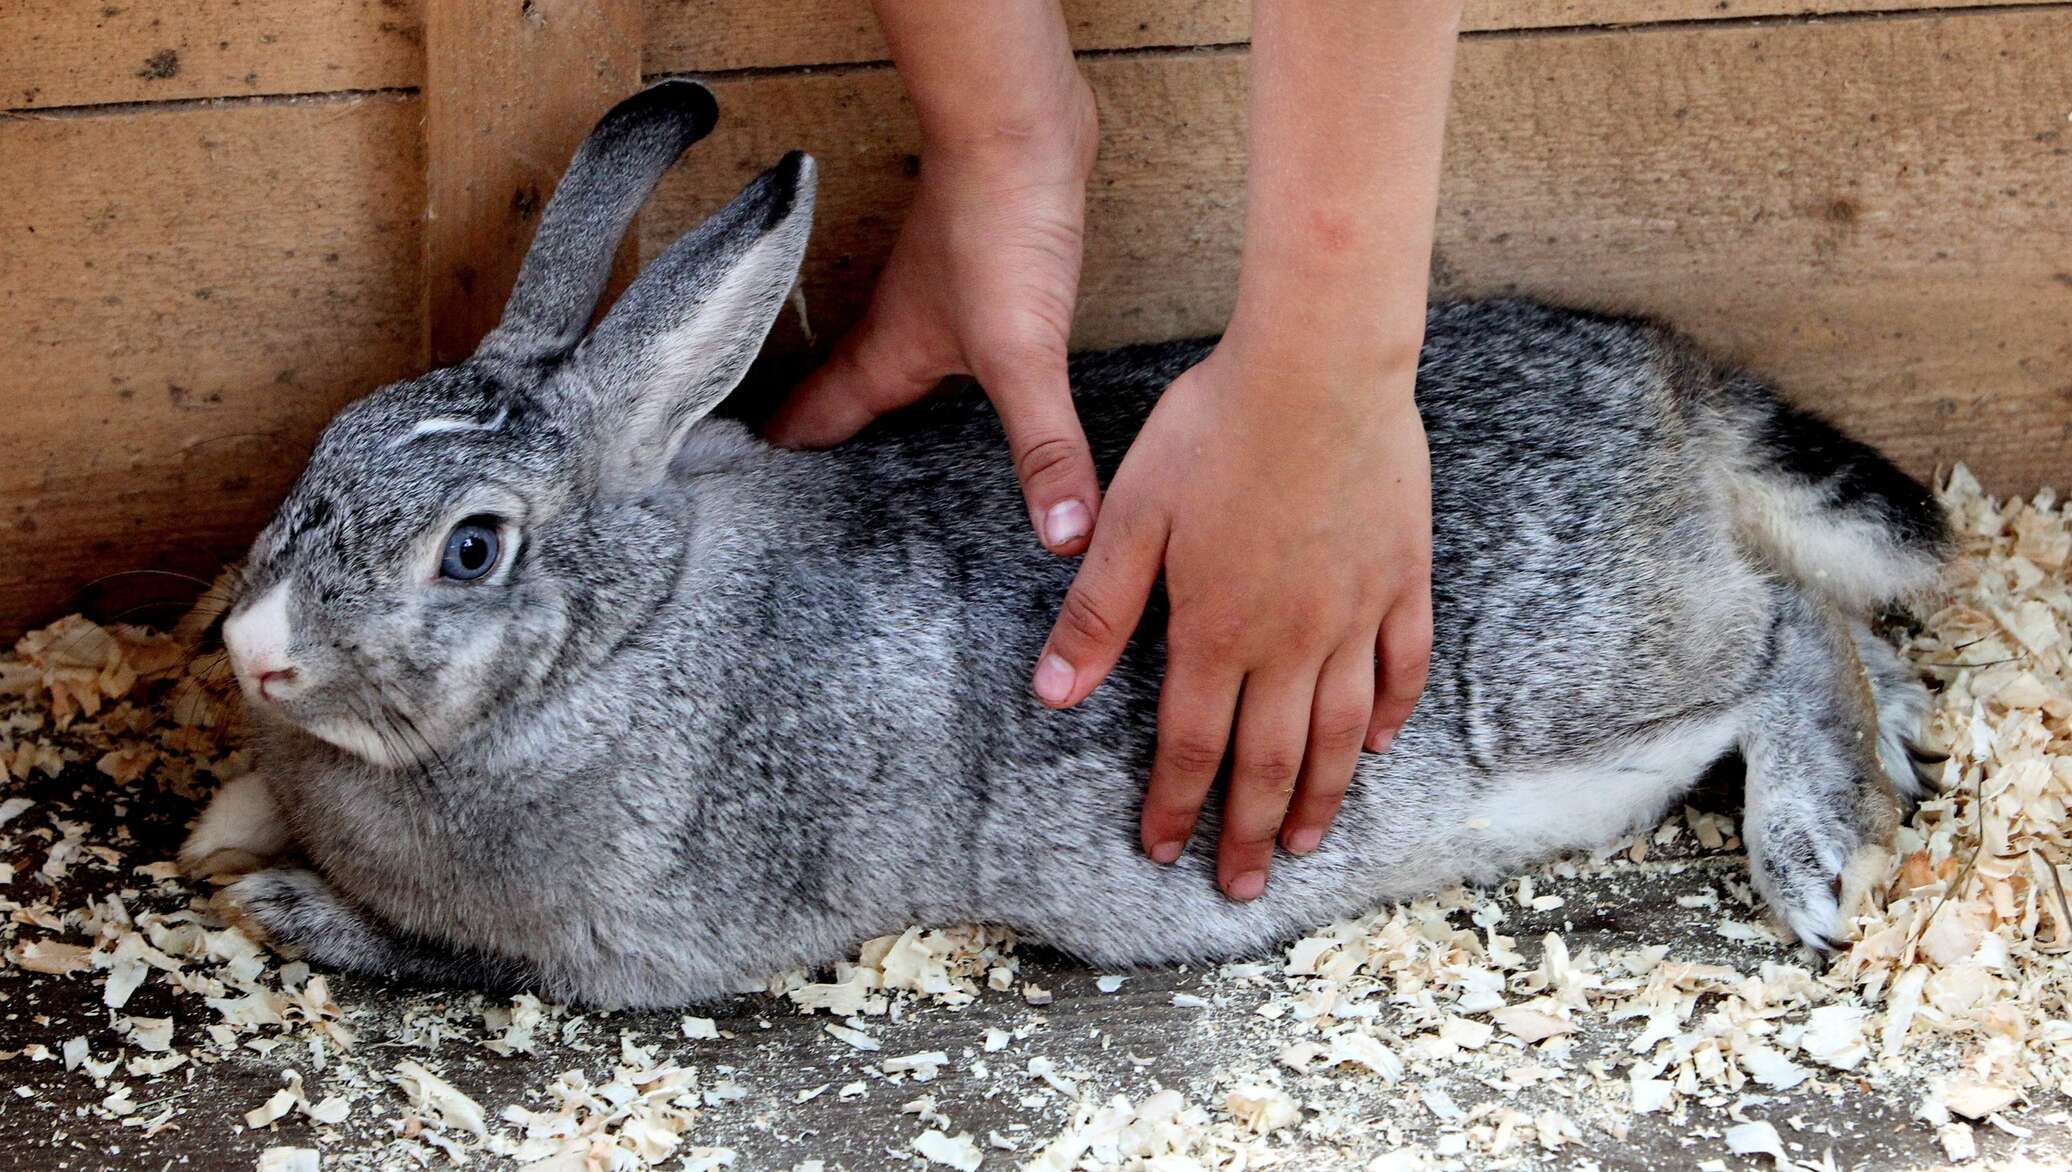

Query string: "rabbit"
[[178, 80, 1952, 1010]]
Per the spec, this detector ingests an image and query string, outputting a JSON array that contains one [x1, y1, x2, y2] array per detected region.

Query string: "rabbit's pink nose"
[[224, 583, 299, 704]]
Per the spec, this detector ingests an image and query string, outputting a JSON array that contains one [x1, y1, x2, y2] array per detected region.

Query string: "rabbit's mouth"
[[303, 712, 428, 770], [223, 581, 456, 770]]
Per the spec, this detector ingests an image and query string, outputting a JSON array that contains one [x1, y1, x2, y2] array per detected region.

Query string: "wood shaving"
[[3, 471, 2068, 1168]]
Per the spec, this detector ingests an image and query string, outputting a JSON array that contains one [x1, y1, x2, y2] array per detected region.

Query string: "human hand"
[[765, 84, 1104, 554], [1031, 338, 1434, 900]]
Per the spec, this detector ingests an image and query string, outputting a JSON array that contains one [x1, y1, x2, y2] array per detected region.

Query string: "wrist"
[[1216, 307, 1426, 405], [917, 71, 1099, 182]]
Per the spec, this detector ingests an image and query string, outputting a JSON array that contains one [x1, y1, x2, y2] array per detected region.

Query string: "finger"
[[763, 317, 943, 449], [1281, 644, 1374, 855], [1140, 657, 1242, 866], [970, 349, 1103, 556], [1033, 508, 1164, 709], [1366, 592, 1434, 753], [1218, 670, 1316, 901]]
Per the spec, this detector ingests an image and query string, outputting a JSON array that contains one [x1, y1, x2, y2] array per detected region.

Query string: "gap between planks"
[[1, 86, 419, 121]]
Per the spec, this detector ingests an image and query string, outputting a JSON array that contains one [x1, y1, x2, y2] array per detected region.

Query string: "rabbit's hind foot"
[[1850, 616, 1946, 808], [1739, 593, 1907, 953], [230, 867, 541, 995]]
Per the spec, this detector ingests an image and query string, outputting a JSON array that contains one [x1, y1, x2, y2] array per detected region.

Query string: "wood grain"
[[649, 9, 2072, 491], [0, 96, 425, 634], [1, 0, 2047, 110], [1472, 0, 2046, 30], [423, 0, 643, 364], [0, 0, 422, 110], [641, 0, 2048, 72]]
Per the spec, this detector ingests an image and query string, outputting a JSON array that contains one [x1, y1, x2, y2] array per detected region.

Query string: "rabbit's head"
[[220, 81, 816, 766]]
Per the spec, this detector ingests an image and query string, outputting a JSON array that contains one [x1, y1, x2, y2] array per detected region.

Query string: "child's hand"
[[765, 81, 1103, 555], [1030, 338, 1434, 899]]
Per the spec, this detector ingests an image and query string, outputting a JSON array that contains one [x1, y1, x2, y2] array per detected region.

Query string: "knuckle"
[[1293, 794, 1347, 827], [1157, 732, 1228, 778], [999, 331, 1069, 370], [1142, 796, 1202, 828], [1014, 434, 1087, 493], [1390, 626, 1436, 666], [1313, 704, 1370, 752], [1239, 751, 1302, 790], [1176, 608, 1249, 658], [1054, 589, 1120, 648], [975, 333, 1068, 388], [1370, 695, 1416, 727], [1299, 765, 1355, 805], [1380, 669, 1431, 705], [1226, 822, 1281, 850], [1387, 607, 1435, 649]]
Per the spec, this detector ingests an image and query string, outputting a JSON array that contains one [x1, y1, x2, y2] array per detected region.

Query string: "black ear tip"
[[775, 150, 812, 185], [761, 151, 817, 228], [599, 78, 721, 147], [651, 78, 721, 137]]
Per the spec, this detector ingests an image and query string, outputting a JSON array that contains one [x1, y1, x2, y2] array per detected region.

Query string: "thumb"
[[764, 318, 942, 450], [1033, 504, 1165, 708], [974, 352, 1104, 556]]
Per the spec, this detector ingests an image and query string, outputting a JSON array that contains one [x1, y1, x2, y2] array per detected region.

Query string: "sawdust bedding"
[[1, 466, 2067, 1172]]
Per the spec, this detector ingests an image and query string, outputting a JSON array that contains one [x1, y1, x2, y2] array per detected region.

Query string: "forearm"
[[869, 0, 1091, 156], [1226, 0, 1463, 396]]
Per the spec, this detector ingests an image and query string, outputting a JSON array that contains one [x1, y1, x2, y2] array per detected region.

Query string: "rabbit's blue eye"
[[440, 520, 501, 581]]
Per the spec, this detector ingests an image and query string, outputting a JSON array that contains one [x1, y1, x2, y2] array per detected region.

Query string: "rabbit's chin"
[[304, 713, 424, 770]]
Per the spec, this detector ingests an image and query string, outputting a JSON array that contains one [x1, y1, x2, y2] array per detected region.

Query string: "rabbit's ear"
[[474, 80, 720, 364], [571, 151, 816, 495]]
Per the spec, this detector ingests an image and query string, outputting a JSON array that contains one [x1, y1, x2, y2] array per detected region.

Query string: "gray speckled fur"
[[218, 84, 1953, 1007]]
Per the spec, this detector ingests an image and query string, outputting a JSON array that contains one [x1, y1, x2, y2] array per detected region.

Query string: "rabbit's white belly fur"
[[1464, 710, 1746, 870]]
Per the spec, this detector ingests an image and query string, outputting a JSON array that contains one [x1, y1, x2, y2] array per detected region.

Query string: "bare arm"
[[765, 0, 1102, 553], [1232, 0, 1459, 396]]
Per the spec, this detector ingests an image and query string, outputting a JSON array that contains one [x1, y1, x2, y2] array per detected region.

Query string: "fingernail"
[[1033, 653, 1075, 705], [1286, 827, 1322, 855], [1227, 870, 1266, 901], [1043, 499, 1091, 548], [1149, 840, 1183, 865], [1365, 728, 1395, 754]]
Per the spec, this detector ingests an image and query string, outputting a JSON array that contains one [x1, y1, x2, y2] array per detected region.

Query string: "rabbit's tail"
[[1715, 376, 1952, 611]]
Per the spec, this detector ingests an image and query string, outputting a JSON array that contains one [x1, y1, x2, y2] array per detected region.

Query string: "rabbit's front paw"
[[227, 868, 367, 968], [230, 868, 542, 995], [180, 773, 290, 879]]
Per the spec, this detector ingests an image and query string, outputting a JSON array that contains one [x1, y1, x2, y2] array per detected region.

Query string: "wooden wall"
[[2, 2, 2068, 635]]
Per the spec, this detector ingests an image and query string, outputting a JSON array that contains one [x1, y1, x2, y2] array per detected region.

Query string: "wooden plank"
[[0, 0, 2042, 110], [0, 0, 423, 110], [0, 96, 424, 635], [423, 0, 642, 365], [648, 9, 2072, 494], [1469, 0, 2042, 30], [641, 0, 2043, 73], [641, 0, 1247, 74]]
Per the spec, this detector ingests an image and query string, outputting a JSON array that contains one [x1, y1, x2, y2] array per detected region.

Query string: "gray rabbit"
[[179, 81, 1951, 1009]]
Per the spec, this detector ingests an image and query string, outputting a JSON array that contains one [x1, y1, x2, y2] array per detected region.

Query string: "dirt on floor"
[[2, 465, 2069, 1172]]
